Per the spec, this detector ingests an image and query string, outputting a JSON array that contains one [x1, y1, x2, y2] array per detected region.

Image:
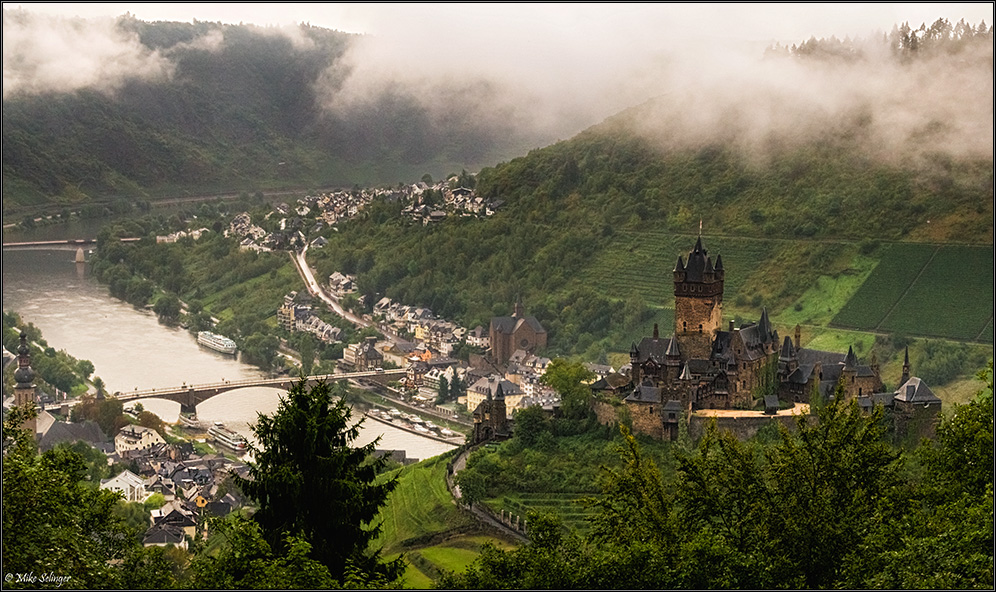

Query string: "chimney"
[[794, 324, 801, 350], [653, 323, 659, 339], [729, 320, 734, 332]]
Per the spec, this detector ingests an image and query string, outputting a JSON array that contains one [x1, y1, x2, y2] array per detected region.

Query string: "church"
[[624, 236, 936, 440]]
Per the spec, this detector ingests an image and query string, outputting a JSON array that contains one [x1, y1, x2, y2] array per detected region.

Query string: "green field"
[[487, 492, 599, 535], [831, 243, 937, 330], [582, 231, 776, 308], [375, 453, 476, 555], [831, 244, 993, 342], [879, 246, 994, 340]]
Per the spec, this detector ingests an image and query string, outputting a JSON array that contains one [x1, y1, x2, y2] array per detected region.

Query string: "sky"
[[6, 3, 993, 42], [4, 3, 993, 159]]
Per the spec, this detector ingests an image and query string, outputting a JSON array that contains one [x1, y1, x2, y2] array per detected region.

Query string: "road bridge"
[[43, 369, 405, 415], [2, 238, 141, 251]]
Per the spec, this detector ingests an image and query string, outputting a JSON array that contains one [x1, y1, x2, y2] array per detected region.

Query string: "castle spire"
[[901, 346, 911, 385], [653, 323, 659, 340]]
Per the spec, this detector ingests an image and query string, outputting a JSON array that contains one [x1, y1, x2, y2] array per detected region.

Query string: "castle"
[[624, 236, 939, 440]]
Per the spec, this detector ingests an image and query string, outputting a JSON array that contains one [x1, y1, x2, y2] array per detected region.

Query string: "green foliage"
[[233, 379, 402, 584], [540, 359, 595, 421], [190, 514, 337, 589], [2, 407, 136, 589], [448, 377, 993, 590]]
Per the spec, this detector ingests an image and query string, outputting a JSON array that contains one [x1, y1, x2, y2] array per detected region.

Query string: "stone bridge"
[[108, 369, 405, 414]]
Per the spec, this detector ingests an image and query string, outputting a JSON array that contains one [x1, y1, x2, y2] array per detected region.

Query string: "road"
[[291, 245, 406, 346]]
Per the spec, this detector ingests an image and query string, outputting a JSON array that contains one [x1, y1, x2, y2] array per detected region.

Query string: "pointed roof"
[[780, 336, 796, 359], [673, 255, 685, 272], [495, 382, 505, 401], [844, 346, 858, 370], [665, 334, 681, 357], [758, 308, 773, 342], [679, 363, 693, 381], [714, 254, 724, 271]]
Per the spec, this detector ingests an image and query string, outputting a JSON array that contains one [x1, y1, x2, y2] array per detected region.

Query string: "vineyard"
[[581, 230, 777, 307], [489, 492, 600, 535], [831, 243, 937, 329], [832, 244, 994, 343]]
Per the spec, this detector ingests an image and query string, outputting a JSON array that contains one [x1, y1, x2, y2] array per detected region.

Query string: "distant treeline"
[[766, 17, 992, 61]]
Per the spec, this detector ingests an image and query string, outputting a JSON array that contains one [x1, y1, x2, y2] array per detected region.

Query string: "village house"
[[342, 337, 383, 371], [100, 469, 147, 502], [115, 425, 166, 457]]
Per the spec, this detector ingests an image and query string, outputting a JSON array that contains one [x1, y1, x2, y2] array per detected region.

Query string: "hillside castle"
[[623, 236, 941, 440]]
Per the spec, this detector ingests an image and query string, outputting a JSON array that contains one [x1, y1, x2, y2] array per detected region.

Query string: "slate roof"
[[38, 419, 107, 452], [893, 377, 940, 404], [634, 334, 678, 365], [490, 316, 546, 335], [663, 400, 683, 412], [143, 523, 185, 546], [677, 236, 716, 282], [625, 383, 661, 403]]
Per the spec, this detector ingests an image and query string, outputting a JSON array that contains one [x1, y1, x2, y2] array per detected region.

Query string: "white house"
[[115, 425, 166, 457], [100, 469, 147, 502]]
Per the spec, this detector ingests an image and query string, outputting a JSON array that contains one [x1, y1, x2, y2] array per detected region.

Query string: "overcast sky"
[[7, 3, 993, 42], [5, 3, 992, 160]]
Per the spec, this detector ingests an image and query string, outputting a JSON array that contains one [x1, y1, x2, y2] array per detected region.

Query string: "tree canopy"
[[232, 379, 403, 585]]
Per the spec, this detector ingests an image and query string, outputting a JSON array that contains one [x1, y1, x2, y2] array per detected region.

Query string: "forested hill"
[[1, 16, 536, 213]]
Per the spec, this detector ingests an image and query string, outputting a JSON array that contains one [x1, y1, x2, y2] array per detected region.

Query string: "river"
[[1, 245, 456, 461]]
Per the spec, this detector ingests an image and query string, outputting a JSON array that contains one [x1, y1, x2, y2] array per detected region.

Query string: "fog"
[[3, 4, 992, 161]]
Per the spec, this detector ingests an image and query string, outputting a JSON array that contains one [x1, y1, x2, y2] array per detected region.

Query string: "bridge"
[[2, 238, 141, 251], [44, 369, 406, 415]]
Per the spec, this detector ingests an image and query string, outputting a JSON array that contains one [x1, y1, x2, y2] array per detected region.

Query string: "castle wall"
[[626, 401, 664, 439], [593, 400, 619, 427], [675, 295, 722, 359], [688, 413, 800, 441]]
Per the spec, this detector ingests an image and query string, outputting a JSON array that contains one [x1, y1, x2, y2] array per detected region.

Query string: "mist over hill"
[[2, 11, 992, 228], [1, 14, 546, 211]]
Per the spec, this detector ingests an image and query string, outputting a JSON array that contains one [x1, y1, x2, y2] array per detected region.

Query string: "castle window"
[[699, 324, 703, 333], [859, 388, 862, 396], [683, 322, 687, 331]]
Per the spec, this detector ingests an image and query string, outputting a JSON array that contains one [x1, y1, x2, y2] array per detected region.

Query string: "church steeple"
[[13, 332, 37, 437]]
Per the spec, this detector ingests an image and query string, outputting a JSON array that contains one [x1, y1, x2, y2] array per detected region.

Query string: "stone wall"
[[627, 401, 664, 439], [593, 400, 619, 427], [675, 295, 722, 359], [688, 412, 801, 441]]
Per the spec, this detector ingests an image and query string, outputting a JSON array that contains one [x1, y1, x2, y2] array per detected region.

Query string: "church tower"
[[673, 236, 725, 359], [13, 332, 38, 437]]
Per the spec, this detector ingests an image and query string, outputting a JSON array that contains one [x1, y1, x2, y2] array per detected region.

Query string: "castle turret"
[[673, 236, 724, 359]]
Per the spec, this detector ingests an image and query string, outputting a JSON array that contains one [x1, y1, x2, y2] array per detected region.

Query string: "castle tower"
[[673, 236, 725, 359], [13, 332, 38, 437]]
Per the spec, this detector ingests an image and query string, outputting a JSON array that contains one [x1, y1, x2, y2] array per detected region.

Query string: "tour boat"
[[178, 412, 200, 428], [197, 331, 237, 355], [208, 422, 247, 452]]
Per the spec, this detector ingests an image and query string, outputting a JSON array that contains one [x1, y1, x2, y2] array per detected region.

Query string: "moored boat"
[[208, 422, 247, 453], [197, 331, 237, 355]]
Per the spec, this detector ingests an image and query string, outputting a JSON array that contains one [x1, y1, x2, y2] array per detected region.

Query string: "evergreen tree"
[[233, 379, 402, 585]]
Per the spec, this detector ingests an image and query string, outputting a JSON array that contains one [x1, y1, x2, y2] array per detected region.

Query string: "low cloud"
[[2, 9, 173, 98]]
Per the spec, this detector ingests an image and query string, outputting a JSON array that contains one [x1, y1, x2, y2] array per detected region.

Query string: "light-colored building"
[[100, 469, 147, 502], [115, 425, 166, 457]]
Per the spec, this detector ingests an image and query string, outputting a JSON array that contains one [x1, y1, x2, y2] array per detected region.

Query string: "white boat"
[[178, 412, 200, 428], [197, 331, 237, 355], [414, 425, 430, 434], [440, 428, 455, 437], [208, 422, 247, 453]]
